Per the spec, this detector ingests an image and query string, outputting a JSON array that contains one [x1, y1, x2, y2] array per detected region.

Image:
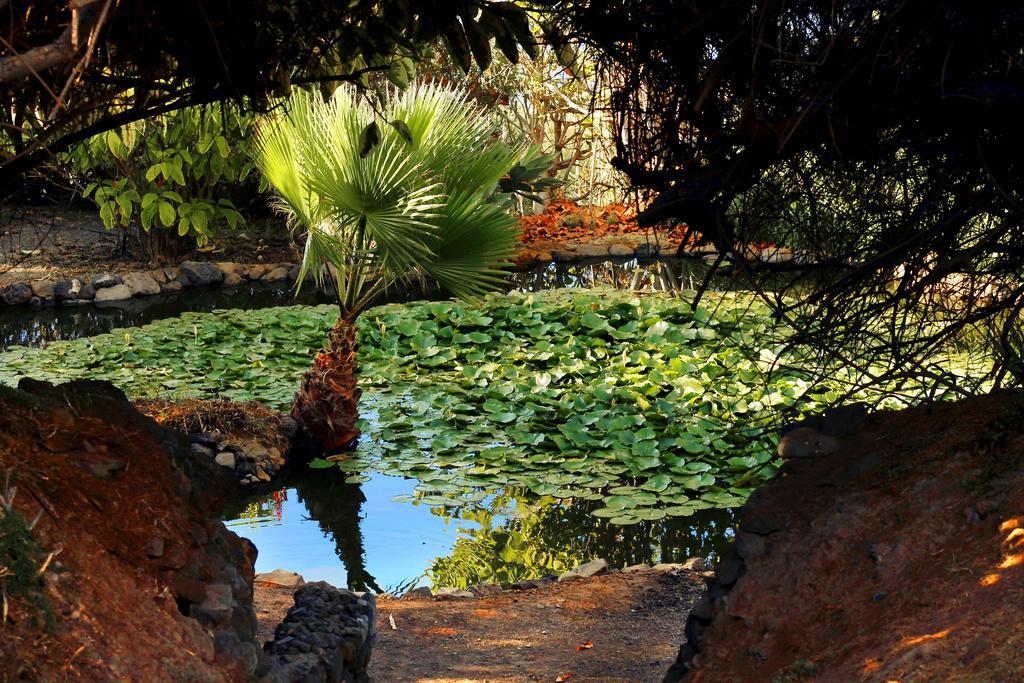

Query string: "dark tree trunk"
[[292, 316, 361, 454]]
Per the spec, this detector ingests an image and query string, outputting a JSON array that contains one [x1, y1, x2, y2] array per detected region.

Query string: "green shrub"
[[67, 103, 253, 259]]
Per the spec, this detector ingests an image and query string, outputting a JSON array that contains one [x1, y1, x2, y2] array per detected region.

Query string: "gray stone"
[[470, 582, 503, 597], [256, 568, 305, 588], [163, 266, 180, 282], [191, 584, 234, 626], [777, 427, 841, 459], [190, 442, 215, 458], [622, 564, 650, 573], [30, 279, 56, 299], [608, 243, 635, 257], [94, 284, 133, 302], [653, 563, 687, 573], [576, 243, 610, 258], [434, 588, 475, 599], [635, 243, 660, 258], [160, 280, 183, 292], [54, 279, 82, 301], [558, 558, 608, 582], [148, 269, 168, 284], [122, 272, 161, 296], [78, 284, 95, 300], [180, 260, 225, 286], [91, 272, 122, 289], [214, 451, 236, 469], [401, 586, 433, 601], [221, 272, 244, 287], [262, 266, 290, 282], [2, 283, 32, 305]]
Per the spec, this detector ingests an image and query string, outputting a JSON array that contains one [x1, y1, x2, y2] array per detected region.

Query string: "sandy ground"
[[257, 568, 706, 682]]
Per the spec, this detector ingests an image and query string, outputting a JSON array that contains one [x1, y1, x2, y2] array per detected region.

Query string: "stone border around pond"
[[0, 238, 799, 309], [0, 259, 304, 309]]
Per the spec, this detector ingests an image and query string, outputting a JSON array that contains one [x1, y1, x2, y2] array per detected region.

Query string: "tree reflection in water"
[[428, 490, 734, 589], [228, 476, 735, 592]]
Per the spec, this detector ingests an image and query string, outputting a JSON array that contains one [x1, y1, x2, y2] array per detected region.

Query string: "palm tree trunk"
[[292, 316, 361, 453]]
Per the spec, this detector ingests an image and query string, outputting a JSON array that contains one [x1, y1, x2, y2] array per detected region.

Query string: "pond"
[[0, 256, 733, 350], [2, 256, 835, 591], [224, 470, 735, 593]]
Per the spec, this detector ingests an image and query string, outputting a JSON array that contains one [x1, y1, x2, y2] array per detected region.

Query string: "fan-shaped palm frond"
[[253, 82, 521, 318]]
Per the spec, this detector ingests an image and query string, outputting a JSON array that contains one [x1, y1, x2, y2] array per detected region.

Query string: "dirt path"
[[257, 568, 705, 682]]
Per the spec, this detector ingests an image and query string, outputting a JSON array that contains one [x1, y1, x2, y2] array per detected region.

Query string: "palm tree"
[[253, 83, 522, 453]]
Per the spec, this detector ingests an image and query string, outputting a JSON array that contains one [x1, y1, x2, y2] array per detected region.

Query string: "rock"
[[216, 262, 244, 277], [434, 588, 475, 600], [214, 452, 236, 469], [148, 269, 168, 284], [91, 273, 122, 289], [262, 266, 290, 282], [2, 283, 32, 305], [180, 261, 225, 286], [509, 579, 541, 590], [246, 264, 268, 280], [653, 563, 687, 573], [84, 458, 126, 480], [714, 550, 744, 587], [513, 249, 541, 267], [145, 536, 166, 558], [635, 243, 660, 258], [189, 432, 219, 448], [821, 402, 869, 436], [94, 284, 133, 302], [163, 266, 180, 282], [265, 582, 375, 681], [777, 427, 841, 459], [277, 416, 299, 439], [559, 213, 585, 227], [401, 586, 433, 601], [551, 249, 578, 262], [256, 569, 305, 588], [576, 243, 610, 258], [160, 280, 183, 293], [470, 582, 503, 597], [558, 558, 608, 582], [78, 284, 96, 300], [30, 279, 56, 299], [122, 272, 161, 296], [682, 557, 707, 571], [534, 250, 553, 263], [191, 583, 234, 626], [221, 272, 244, 288], [609, 243, 635, 257], [286, 264, 303, 281], [29, 296, 42, 309], [739, 510, 784, 535], [54, 279, 82, 301], [622, 564, 650, 573], [190, 442, 215, 459]]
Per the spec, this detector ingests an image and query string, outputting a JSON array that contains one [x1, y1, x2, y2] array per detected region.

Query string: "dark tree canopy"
[[563, 1, 1024, 390], [0, 0, 549, 184]]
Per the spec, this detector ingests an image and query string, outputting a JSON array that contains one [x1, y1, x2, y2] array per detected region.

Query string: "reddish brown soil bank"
[[0, 379, 254, 681], [669, 392, 1024, 682]]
